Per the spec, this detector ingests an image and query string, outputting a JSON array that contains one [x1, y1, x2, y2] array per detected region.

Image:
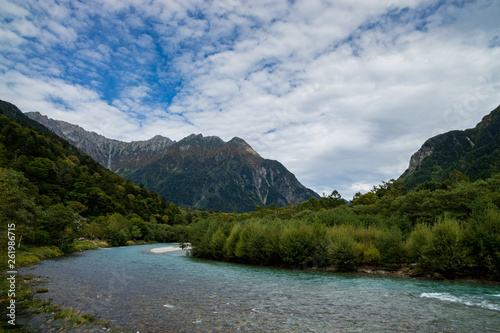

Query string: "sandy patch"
[[150, 246, 190, 253]]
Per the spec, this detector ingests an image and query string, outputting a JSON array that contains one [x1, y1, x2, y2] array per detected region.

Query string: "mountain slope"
[[399, 104, 500, 188], [25, 113, 319, 212], [127, 134, 319, 212], [26, 112, 174, 174]]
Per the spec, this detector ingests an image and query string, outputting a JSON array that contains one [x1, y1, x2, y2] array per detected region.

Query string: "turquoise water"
[[20, 244, 500, 332]]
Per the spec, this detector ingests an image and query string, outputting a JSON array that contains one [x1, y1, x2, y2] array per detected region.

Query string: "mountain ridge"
[[25, 112, 174, 172], [399, 104, 500, 188], [25, 111, 319, 212]]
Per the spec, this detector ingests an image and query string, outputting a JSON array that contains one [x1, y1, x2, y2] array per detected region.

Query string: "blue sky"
[[1, 0, 499, 199]]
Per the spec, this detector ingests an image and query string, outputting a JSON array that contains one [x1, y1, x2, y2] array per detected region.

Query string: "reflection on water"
[[19, 244, 500, 332]]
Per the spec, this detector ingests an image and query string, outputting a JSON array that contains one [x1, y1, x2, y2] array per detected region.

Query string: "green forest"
[[189, 174, 500, 280]]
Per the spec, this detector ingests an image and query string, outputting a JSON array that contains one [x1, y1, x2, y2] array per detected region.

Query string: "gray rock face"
[[402, 145, 434, 175], [25, 112, 174, 173]]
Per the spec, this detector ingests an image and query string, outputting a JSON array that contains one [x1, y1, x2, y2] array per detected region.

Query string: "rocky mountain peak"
[[180, 133, 226, 148], [227, 137, 260, 156], [25, 112, 174, 173]]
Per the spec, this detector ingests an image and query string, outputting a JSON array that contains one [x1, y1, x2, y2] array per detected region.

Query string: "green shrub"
[[279, 223, 316, 266], [106, 227, 127, 247], [405, 223, 431, 262], [244, 223, 271, 264], [209, 229, 226, 260], [223, 224, 242, 260], [328, 229, 359, 271], [376, 227, 404, 267], [464, 207, 500, 278], [357, 243, 381, 265], [315, 206, 360, 226], [421, 216, 468, 277]]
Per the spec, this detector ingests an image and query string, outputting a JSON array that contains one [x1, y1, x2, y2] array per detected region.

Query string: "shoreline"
[[150, 245, 191, 253], [308, 265, 500, 284]]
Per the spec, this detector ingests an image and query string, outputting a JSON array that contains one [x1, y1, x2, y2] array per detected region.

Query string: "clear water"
[[19, 244, 500, 332]]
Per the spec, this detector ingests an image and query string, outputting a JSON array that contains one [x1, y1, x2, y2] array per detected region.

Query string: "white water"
[[420, 292, 500, 311]]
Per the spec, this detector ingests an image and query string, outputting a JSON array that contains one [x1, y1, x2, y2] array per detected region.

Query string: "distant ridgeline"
[[26, 111, 319, 213], [399, 104, 500, 188], [0, 100, 187, 252]]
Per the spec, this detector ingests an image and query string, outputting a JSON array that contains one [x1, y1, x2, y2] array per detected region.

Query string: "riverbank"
[[150, 245, 192, 253], [306, 264, 500, 284], [312, 265, 415, 278]]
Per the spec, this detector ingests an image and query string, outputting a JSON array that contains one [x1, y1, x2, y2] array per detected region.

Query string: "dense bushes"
[[190, 217, 410, 272], [190, 175, 500, 280], [191, 209, 500, 279]]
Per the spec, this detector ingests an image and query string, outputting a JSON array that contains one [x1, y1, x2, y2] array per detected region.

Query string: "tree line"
[[189, 173, 500, 280]]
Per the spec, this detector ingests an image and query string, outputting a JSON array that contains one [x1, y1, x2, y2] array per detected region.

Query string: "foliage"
[[0, 100, 189, 255], [189, 172, 500, 280], [15, 246, 64, 266], [327, 228, 359, 271], [463, 206, 500, 278], [279, 222, 317, 267], [420, 215, 468, 278]]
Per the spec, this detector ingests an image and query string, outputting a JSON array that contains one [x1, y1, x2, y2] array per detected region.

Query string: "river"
[[19, 244, 500, 332]]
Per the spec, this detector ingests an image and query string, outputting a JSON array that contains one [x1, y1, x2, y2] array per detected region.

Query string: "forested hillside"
[[399, 104, 500, 188], [0, 100, 188, 255], [190, 175, 500, 280]]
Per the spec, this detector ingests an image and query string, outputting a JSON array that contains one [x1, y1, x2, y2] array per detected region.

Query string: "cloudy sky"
[[1, 0, 499, 199]]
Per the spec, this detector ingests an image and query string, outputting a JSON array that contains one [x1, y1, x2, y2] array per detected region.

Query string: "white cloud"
[[0, 29, 25, 50], [0, 70, 141, 140], [1, 0, 499, 200], [0, 0, 29, 18]]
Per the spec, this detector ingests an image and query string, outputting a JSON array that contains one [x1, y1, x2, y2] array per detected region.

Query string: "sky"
[[1, 0, 500, 199]]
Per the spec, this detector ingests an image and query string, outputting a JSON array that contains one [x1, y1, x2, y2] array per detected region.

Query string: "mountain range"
[[20, 102, 500, 210], [399, 104, 500, 188], [26, 112, 320, 212]]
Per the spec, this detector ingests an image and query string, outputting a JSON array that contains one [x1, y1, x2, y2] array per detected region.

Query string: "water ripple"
[[19, 244, 500, 332]]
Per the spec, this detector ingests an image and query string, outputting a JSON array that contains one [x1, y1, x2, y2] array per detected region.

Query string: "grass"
[[16, 246, 64, 266], [69, 313, 96, 324], [54, 308, 79, 319], [15, 288, 108, 329], [70, 240, 100, 252], [12, 239, 110, 267]]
